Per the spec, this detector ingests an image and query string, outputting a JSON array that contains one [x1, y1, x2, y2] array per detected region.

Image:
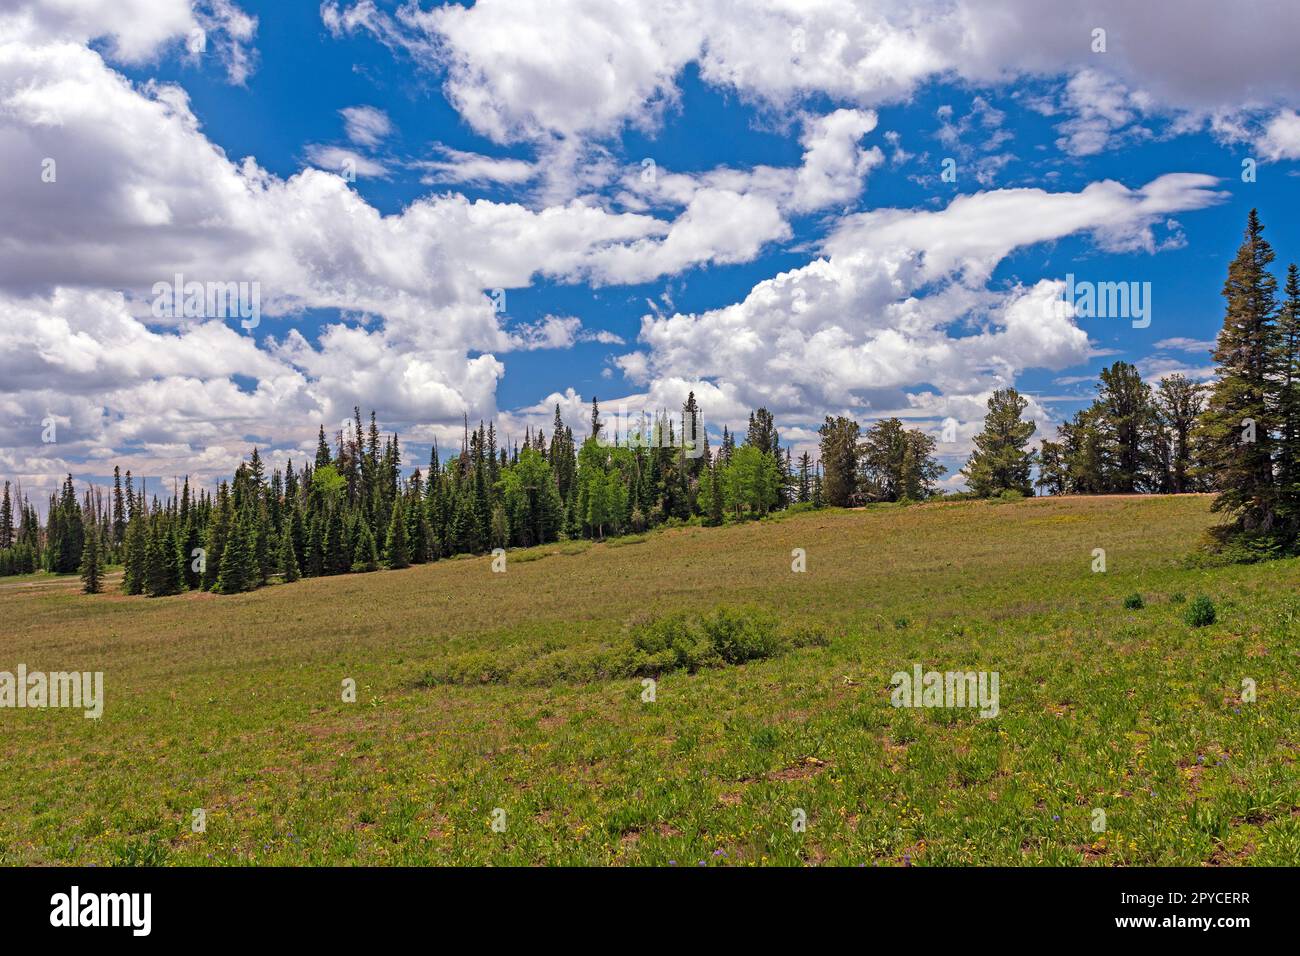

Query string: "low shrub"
[[1185, 595, 1217, 628], [417, 606, 827, 687]]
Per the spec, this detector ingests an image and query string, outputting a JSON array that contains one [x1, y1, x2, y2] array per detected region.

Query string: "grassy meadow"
[[2, 493, 1299, 866]]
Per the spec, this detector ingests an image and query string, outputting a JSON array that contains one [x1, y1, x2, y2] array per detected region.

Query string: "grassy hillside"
[[2, 493, 1298, 865]]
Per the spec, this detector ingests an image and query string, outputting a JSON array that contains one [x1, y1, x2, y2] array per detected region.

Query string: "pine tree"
[[1198, 209, 1281, 536], [1095, 362, 1160, 493], [1035, 441, 1069, 496], [79, 523, 101, 594], [1155, 374, 1204, 494], [859, 418, 944, 502], [960, 388, 1037, 497], [1061, 405, 1112, 494], [818, 416, 860, 506]]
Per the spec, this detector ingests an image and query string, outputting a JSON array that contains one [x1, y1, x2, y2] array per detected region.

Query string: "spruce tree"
[[253, 501, 273, 583], [110, 467, 126, 554], [305, 513, 324, 577], [145, 518, 178, 597], [286, 505, 305, 573], [353, 522, 379, 572], [1276, 262, 1300, 531], [278, 528, 301, 582], [181, 516, 202, 590], [384, 497, 410, 568], [1198, 209, 1281, 536], [203, 485, 231, 591], [323, 508, 346, 575], [1, 481, 13, 550], [123, 514, 148, 594], [79, 523, 101, 594], [797, 453, 812, 504], [215, 512, 255, 594]]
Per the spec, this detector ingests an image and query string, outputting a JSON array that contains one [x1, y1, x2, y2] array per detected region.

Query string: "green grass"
[[1, 493, 1298, 866]]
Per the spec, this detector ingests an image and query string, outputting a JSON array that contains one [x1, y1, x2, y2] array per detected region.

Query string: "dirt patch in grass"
[[766, 756, 828, 781]]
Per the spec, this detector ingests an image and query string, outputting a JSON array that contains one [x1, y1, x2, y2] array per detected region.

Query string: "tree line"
[[0, 209, 1292, 592], [987, 209, 1300, 560], [0, 399, 811, 595]]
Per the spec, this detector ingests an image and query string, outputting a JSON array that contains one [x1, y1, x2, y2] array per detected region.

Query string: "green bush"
[[629, 612, 718, 673], [1169, 591, 1186, 604], [699, 606, 783, 664], [1185, 595, 1216, 628], [1123, 592, 1144, 610], [418, 606, 826, 687]]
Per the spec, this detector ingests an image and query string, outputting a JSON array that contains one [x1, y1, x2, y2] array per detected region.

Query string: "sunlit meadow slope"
[[2, 493, 1298, 865]]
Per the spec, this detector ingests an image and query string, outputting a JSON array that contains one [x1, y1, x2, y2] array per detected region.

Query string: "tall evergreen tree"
[[1198, 209, 1281, 535], [314, 424, 332, 469], [707, 457, 724, 525], [859, 419, 945, 502], [384, 497, 410, 569], [215, 511, 256, 594], [1095, 362, 1160, 493], [202, 484, 232, 590], [818, 416, 861, 506], [0, 481, 11, 550], [123, 512, 148, 594], [1155, 374, 1204, 494], [960, 388, 1037, 497], [352, 521, 379, 572], [79, 522, 101, 594], [1276, 262, 1300, 529], [109, 467, 125, 552], [145, 517, 179, 597], [1035, 440, 1069, 496], [278, 526, 301, 582]]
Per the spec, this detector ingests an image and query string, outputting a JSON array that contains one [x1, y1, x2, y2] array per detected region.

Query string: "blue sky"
[[3, 0, 1300, 498]]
